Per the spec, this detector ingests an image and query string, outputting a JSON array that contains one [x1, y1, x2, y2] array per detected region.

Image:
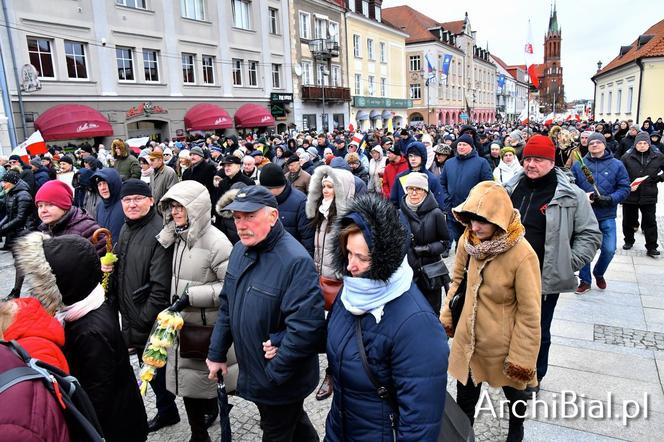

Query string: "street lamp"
[[308, 38, 339, 132]]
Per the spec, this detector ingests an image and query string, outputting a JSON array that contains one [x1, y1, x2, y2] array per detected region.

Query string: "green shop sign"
[[352, 96, 412, 109]]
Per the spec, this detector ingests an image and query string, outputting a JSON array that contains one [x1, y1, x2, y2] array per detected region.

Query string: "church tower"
[[540, 2, 565, 114]]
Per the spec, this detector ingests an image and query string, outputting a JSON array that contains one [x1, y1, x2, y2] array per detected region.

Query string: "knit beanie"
[[500, 146, 516, 158], [1, 170, 21, 185], [404, 172, 429, 192], [522, 135, 555, 161], [456, 134, 475, 148], [634, 131, 652, 147], [258, 163, 287, 188], [587, 132, 607, 148], [30, 158, 42, 168], [35, 180, 74, 210], [120, 178, 152, 199], [59, 155, 74, 166]]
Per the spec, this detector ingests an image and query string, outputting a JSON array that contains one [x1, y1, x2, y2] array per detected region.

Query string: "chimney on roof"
[[597, 60, 603, 72]]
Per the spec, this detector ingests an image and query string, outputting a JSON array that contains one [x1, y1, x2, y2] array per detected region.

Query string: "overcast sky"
[[382, 0, 656, 101]]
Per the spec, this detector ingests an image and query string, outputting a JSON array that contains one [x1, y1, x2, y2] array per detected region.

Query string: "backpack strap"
[[0, 366, 44, 394]]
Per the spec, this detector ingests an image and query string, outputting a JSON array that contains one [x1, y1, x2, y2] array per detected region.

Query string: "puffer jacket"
[[38, 206, 105, 256], [391, 142, 446, 209], [350, 164, 369, 184], [306, 166, 356, 279], [157, 180, 237, 397], [207, 221, 326, 405], [0, 344, 69, 442], [621, 148, 664, 205], [110, 207, 173, 348], [33, 166, 50, 190], [439, 148, 494, 213], [0, 180, 35, 245], [93, 168, 125, 247], [571, 150, 630, 221], [274, 182, 314, 256], [368, 151, 386, 194]]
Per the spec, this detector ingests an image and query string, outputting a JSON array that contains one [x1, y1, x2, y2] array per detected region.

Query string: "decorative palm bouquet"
[[574, 151, 601, 196], [138, 309, 184, 395]]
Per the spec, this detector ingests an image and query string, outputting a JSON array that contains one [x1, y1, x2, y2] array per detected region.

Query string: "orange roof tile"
[[440, 20, 465, 35], [382, 5, 464, 45], [593, 18, 664, 78]]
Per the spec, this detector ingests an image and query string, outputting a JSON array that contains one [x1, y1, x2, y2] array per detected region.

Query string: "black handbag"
[[449, 256, 470, 328], [420, 258, 451, 291]]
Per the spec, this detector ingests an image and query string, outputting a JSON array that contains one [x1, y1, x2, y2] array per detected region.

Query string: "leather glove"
[[413, 244, 430, 256], [168, 293, 190, 312], [591, 194, 613, 208]]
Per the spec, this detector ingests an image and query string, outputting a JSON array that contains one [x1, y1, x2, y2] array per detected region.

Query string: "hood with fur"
[[216, 188, 242, 219], [306, 165, 356, 219], [111, 138, 130, 159], [330, 194, 406, 281], [157, 180, 211, 248]]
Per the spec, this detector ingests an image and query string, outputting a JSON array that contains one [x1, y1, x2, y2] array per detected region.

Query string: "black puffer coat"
[[110, 207, 173, 347], [621, 148, 664, 205], [0, 180, 35, 244]]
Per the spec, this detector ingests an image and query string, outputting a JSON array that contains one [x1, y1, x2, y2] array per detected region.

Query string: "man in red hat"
[[504, 134, 601, 392]]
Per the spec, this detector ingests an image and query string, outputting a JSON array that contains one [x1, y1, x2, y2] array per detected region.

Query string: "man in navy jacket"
[[390, 142, 446, 209]]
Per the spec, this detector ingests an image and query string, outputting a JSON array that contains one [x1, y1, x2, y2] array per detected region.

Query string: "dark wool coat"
[[182, 159, 217, 202], [275, 183, 314, 256], [621, 148, 664, 205]]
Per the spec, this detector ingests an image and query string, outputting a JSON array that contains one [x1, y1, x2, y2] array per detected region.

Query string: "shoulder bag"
[[420, 257, 452, 292], [449, 255, 470, 328]]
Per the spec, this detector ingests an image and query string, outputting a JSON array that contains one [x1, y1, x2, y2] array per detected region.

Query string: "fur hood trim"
[[305, 165, 356, 219], [330, 194, 406, 281], [14, 232, 62, 315], [216, 188, 241, 218]]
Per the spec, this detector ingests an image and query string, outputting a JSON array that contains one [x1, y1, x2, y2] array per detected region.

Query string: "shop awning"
[[356, 111, 369, 121], [381, 110, 392, 119], [34, 104, 113, 141], [184, 103, 233, 131], [369, 110, 381, 120], [234, 104, 275, 128]]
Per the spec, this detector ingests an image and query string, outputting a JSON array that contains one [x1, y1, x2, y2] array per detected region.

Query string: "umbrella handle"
[[92, 228, 113, 253]]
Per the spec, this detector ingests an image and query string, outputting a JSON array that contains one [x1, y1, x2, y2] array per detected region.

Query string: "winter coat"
[[113, 155, 141, 182], [616, 134, 635, 158], [301, 160, 315, 175], [0, 344, 69, 442], [391, 143, 446, 209], [440, 182, 541, 390], [64, 301, 148, 442], [382, 156, 409, 198], [19, 167, 36, 195], [157, 181, 237, 397], [207, 221, 326, 405], [571, 150, 630, 221], [93, 168, 125, 247], [399, 192, 449, 275], [150, 165, 179, 212], [213, 169, 255, 207], [285, 169, 311, 195], [110, 208, 173, 348], [350, 163, 369, 185], [493, 159, 524, 185], [439, 148, 494, 214], [274, 183, 314, 256], [38, 206, 105, 256], [215, 188, 242, 244], [621, 148, 664, 205], [33, 166, 50, 190], [0, 180, 35, 245], [182, 160, 218, 200], [330, 157, 368, 196], [306, 166, 356, 279], [505, 169, 602, 294], [368, 153, 386, 194], [484, 154, 500, 170], [2, 297, 69, 372]]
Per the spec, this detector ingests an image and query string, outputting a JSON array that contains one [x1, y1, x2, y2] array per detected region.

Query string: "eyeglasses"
[[406, 187, 425, 193], [121, 196, 149, 205], [170, 202, 185, 212]]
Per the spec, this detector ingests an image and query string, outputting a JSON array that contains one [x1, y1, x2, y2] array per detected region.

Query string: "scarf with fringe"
[[463, 210, 525, 260]]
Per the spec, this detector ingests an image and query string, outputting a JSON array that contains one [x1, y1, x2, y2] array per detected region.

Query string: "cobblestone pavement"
[[594, 324, 664, 351]]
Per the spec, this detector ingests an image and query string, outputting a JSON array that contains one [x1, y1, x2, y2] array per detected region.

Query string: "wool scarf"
[[463, 210, 525, 261]]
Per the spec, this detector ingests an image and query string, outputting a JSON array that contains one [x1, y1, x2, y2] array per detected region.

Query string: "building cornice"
[[346, 12, 409, 38]]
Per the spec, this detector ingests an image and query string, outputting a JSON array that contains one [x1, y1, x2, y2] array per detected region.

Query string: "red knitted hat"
[[522, 135, 555, 161], [35, 180, 73, 210]]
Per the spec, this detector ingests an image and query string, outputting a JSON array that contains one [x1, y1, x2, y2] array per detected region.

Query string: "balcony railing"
[[301, 86, 351, 102]]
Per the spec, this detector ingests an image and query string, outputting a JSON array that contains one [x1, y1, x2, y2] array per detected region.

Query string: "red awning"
[[234, 104, 275, 128], [184, 103, 233, 131], [34, 104, 113, 141]]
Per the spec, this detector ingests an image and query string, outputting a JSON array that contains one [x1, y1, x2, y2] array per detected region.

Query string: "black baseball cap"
[[221, 155, 241, 165], [225, 186, 278, 212]]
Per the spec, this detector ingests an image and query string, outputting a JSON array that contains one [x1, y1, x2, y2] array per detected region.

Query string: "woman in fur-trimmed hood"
[[324, 194, 449, 441], [439, 181, 541, 441]]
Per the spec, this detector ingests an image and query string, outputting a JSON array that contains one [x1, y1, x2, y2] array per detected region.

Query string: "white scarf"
[[319, 197, 333, 219], [55, 284, 105, 324]]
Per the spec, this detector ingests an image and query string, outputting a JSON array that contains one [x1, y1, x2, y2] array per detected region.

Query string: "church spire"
[[548, 1, 560, 34]]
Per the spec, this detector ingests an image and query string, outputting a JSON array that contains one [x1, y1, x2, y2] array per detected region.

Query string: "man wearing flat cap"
[[207, 185, 325, 441], [148, 150, 179, 212]]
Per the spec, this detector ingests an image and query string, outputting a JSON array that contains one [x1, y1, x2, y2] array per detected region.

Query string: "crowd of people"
[[0, 114, 663, 442]]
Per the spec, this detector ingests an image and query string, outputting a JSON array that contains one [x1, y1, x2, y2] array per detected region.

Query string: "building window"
[[303, 114, 317, 131], [616, 89, 622, 113], [379, 42, 386, 63], [353, 34, 361, 58], [143, 49, 159, 82], [248, 60, 258, 86], [354, 73, 361, 95], [27, 37, 54, 78], [607, 91, 612, 113], [600, 93, 604, 113], [232, 0, 251, 30], [299, 12, 310, 39], [64, 41, 87, 79], [626, 87, 633, 113], [116, 47, 134, 81], [410, 83, 421, 99], [331, 65, 340, 87], [375, 5, 381, 21], [368, 75, 375, 96], [329, 21, 339, 43], [317, 64, 328, 86], [302, 61, 312, 86], [180, 0, 205, 20], [272, 63, 281, 89], [380, 77, 386, 97], [333, 113, 345, 130], [409, 55, 421, 71], [361, 0, 369, 17], [202, 55, 215, 84], [182, 53, 195, 84], [116, 0, 146, 9], [268, 7, 279, 34], [232, 58, 243, 85], [367, 38, 374, 61], [314, 17, 327, 39]]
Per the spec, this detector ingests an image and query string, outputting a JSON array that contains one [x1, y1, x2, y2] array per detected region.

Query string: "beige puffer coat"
[[157, 180, 237, 398]]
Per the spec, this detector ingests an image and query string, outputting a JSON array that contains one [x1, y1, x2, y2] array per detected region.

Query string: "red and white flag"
[[543, 112, 555, 126], [16, 130, 48, 157], [525, 21, 540, 88], [630, 176, 648, 189], [518, 106, 529, 125]]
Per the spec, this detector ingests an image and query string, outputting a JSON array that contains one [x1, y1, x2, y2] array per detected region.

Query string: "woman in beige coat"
[[440, 181, 541, 442], [157, 180, 236, 442]]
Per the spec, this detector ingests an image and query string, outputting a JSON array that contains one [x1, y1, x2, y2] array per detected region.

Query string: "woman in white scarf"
[[493, 146, 523, 184]]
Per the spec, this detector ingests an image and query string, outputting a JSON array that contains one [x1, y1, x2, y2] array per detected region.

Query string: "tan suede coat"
[[440, 181, 542, 390]]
